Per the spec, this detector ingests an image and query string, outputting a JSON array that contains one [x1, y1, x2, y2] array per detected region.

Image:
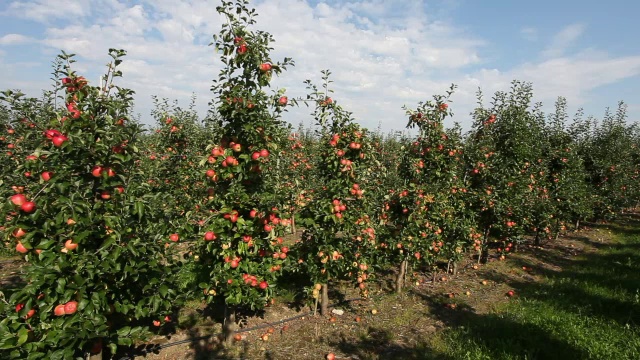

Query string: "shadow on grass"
[[327, 326, 448, 360], [404, 213, 640, 359]]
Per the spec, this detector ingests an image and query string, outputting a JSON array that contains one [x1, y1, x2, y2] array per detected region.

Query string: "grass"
[[425, 215, 640, 360]]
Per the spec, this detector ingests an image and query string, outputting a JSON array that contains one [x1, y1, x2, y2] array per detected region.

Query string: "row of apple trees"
[[1, 0, 640, 358]]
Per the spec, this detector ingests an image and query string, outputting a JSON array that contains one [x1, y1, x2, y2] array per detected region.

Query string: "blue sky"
[[1, 0, 638, 133]]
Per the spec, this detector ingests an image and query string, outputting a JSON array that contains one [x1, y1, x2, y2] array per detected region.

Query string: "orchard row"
[[1, 0, 639, 358]]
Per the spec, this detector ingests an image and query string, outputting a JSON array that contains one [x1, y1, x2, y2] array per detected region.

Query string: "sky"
[[0, 0, 639, 134]]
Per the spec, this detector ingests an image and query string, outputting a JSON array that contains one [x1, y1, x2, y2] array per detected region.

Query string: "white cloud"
[[2, 0, 91, 23], [0, 1, 637, 133], [542, 23, 585, 59], [0, 34, 35, 45]]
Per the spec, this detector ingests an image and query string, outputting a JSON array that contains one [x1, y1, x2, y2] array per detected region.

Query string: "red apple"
[[100, 191, 111, 200], [259, 149, 269, 158], [326, 353, 335, 360], [41, 171, 53, 181], [54, 304, 66, 316], [204, 231, 216, 241], [16, 242, 28, 254], [237, 44, 247, 54], [249, 209, 258, 218], [211, 146, 224, 157], [13, 228, 26, 238], [251, 152, 261, 160], [24, 309, 36, 319], [278, 96, 288, 105], [230, 260, 239, 268], [169, 233, 179, 242], [259, 281, 268, 290], [10, 194, 27, 206], [64, 301, 78, 315], [153, 320, 161, 327], [20, 201, 36, 213], [259, 63, 272, 72], [52, 135, 68, 147], [65, 240, 78, 251], [91, 166, 103, 177], [231, 143, 241, 152]]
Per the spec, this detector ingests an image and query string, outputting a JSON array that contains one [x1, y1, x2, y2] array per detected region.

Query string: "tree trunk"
[[222, 307, 236, 346], [575, 219, 580, 230], [87, 351, 102, 360], [395, 259, 408, 293], [452, 261, 458, 275], [320, 283, 329, 316], [534, 231, 541, 246]]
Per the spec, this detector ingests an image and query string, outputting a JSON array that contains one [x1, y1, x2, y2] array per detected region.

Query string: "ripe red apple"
[[326, 353, 336, 360], [54, 304, 66, 316], [24, 309, 36, 319], [41, 171, 53, 181], [259, 281, 268, 290], [278, 96, 288, 105], [251, 152, 261, 160], [52, 135, 68, 147], [507, 290, 515, 297], [169, 234, 179, 242], [237, 44, 248, 54], [91, 166, 103, 177], [16, 242, 28, 254], [20, 201, 36, 213], [10, 194, 27, 206], [64, 301, 78, 315], [153, 320, 161, 327], [231, 143, 241, 152], [249, 209, 258, 218], [204, 231, 216, 241], [259, 63, 272, 72], [206, 169, 216, 178], [44, 129, 61, 139], [225, 156, 236, 166], [13, 228, 26, 238], [65, 240, 78, 251], [259, 149, 269, 158], [264, 224, 273, 232], [100, 191, 111, 200], [164, 315, 172, 323], [230, 260, 239, 268], [211, 146, 224, 157], [106, 168, 116, 177]]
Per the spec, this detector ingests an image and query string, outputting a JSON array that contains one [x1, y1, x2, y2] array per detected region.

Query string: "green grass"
[[425, 216, 640, 360]]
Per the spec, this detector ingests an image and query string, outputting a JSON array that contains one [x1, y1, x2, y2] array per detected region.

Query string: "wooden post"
[[395, 259, 407, 293], [320, 284, 329, 316], [222, 307, 236, 346]]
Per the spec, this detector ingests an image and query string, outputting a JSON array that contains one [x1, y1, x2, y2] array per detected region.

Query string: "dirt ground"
[[0, 224, 611, 360], [123, 224, 609, 360]]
